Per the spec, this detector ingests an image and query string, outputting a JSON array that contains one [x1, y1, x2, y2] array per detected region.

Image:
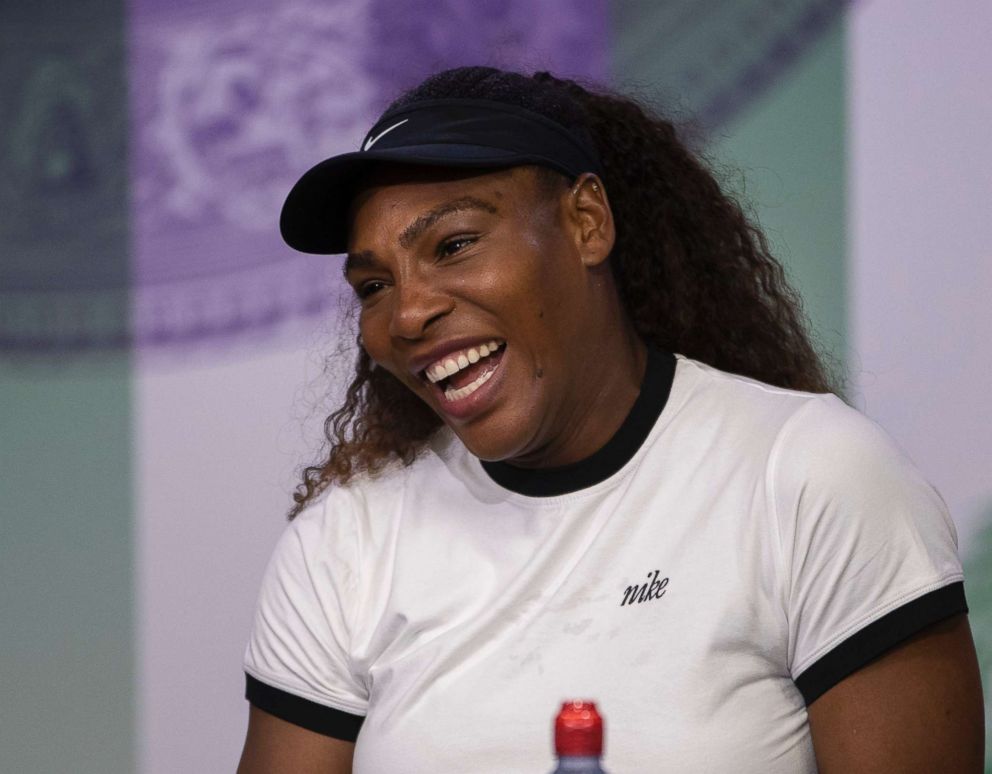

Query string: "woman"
[[238, 67, 984, 772]]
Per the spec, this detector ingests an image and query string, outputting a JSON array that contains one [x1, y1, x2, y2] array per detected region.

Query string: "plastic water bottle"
[[550, 700, 608, 773]]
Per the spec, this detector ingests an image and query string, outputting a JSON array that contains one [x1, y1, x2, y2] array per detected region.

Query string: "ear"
[[565, 173, 615, 268]]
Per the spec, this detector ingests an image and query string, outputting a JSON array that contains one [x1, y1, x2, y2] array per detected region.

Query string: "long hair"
[[288, 66, 842, 519]]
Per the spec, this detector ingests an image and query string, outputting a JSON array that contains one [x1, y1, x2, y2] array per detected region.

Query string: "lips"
[[438, 343, 504, 401], [415, 339, 507, 419], [424, 340, 503, 385]]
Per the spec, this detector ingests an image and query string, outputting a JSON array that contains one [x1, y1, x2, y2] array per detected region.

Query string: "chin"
[[445, 408, 538, 464], [449, 426, 512, 462]]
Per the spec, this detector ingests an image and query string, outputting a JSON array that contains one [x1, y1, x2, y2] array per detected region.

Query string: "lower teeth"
[[443, 362, 497, 402]]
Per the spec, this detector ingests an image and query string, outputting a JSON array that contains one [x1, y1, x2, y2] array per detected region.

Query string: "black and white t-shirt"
[[244, 349, 966, 773]]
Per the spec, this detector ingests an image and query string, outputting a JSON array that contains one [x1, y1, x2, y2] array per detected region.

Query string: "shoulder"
[[670, 355, 921, 463], [673, 353, 823, 407], [668, 357, 951, 522], [767, 389, 939, 511], [289, 431, 470, 547], [668, 354, 834, 452], [757, 380, 962, 597]]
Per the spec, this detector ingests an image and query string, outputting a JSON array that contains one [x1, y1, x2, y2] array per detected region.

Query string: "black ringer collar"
[[480, 347, 677, 496]]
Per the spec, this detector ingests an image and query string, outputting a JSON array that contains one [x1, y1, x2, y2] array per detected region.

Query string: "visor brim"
[[279, 144, 573, 255]]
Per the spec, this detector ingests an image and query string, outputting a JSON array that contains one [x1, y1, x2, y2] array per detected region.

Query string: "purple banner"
[[4, 0, 854, 353], [127, 0, 608, 348]]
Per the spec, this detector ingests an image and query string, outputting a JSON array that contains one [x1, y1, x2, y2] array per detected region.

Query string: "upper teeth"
[[425, 340, 502, 383]]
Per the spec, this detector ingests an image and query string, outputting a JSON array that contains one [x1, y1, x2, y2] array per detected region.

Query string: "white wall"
[[134, 317, 351, 773], [848, 0, 992, 551]]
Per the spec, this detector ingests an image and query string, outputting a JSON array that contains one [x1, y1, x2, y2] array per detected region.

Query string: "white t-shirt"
[[244, 350, 966, 773]]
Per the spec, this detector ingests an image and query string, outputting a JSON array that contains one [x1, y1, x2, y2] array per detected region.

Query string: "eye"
[[437, 235, 477, 258], [355, 279, 386, 300]]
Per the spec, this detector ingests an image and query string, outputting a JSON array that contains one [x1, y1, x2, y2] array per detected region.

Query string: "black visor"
[[279, 98, 602, 255]]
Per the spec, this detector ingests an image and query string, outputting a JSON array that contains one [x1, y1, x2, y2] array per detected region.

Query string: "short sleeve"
[[243, 491, 368, 739], [770, 394, 967, 705]]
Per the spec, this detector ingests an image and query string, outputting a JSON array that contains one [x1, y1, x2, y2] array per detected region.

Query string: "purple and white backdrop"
[[2, 1, 990, 771]]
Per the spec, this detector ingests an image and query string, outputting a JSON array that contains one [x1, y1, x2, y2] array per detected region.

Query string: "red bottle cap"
[[554, 700, 604, 756]]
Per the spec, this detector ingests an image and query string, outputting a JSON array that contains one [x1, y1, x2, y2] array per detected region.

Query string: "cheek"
[[507, 254, 579, 331], [479, 242, 556, 305], [357, 306, 425, 393], [357, 307, 392, 365]]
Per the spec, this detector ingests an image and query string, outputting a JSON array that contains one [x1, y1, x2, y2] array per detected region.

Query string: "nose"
[[388, 273, 453, 340]]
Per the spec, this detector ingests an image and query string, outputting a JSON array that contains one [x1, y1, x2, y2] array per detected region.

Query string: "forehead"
[[357, 162, 520, 193], [347, 165, 542, 239]]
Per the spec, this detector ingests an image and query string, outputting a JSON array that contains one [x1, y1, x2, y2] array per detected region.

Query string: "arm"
[[237, 706, 356, 774], [241, 497, 367, 772], [808, 613, 985, 773], [771, 397, 984, 770]]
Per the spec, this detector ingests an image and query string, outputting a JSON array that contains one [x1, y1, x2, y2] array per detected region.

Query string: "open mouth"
[[422, 340, 505, 403]]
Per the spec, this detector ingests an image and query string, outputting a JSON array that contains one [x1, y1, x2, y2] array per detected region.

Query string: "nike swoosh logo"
[[363, 119, 409, 151]]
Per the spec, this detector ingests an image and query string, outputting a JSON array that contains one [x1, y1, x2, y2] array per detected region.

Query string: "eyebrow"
[[344, 195, 499, 278], [398, 195, 498, 249], [342, 249, 380, 278]]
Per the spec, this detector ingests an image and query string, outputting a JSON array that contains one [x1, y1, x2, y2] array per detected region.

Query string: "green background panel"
[[0, 360, 135, 773], [611, 12, 848, 380], [0, 0, 134, 771]]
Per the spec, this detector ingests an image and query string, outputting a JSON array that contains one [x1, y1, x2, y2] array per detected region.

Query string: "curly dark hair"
[[288, 65, 842, 519]]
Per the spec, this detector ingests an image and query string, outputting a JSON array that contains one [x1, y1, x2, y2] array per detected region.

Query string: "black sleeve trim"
[[245, 673, 365, 741], [795, 581, 968, 706]]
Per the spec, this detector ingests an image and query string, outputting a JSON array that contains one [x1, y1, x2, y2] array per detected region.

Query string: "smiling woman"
[[344, 162, 639, 465], [237, 67, 984, 774]]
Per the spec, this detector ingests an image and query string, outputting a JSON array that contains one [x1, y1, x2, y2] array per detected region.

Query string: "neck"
[[507, 318, 647, 470]]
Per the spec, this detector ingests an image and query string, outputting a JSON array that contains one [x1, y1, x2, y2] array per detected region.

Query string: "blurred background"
[[1, 0, 989, 771]]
